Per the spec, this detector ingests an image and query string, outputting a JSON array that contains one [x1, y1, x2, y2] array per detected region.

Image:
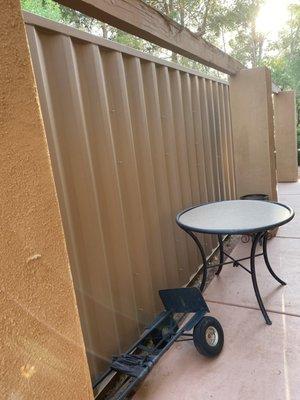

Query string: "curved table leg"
[[251, 232, 272, 325], [215, 234, 224, 276], [263, 232, 286, 286], [184, 230, 207, 292]]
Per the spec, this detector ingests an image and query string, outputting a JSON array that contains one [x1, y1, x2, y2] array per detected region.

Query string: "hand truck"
[[93, 287, 224, 400]]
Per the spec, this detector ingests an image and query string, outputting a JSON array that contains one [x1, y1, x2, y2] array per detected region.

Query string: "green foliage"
[[265, 4, 300, 141], [228, 0, 265, 67], [110, 29, 158, 53], [265, 5, 300, 91], [20, 0, 300, 109], [21, 0, 61, 21], [145, 0, 263, 49]]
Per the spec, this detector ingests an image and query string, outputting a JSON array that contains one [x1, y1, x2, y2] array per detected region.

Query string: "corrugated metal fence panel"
[[24, 12, 236, 379]]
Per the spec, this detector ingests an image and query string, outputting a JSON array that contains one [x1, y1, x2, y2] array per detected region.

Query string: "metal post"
[[250, 232, 272, 325], [184, 229, 207, 292], [262, 233, 286, 286], [215, 234, 224, 275]]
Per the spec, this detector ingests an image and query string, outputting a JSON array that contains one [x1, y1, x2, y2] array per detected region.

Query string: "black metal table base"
[[184, 230, 286, 325]]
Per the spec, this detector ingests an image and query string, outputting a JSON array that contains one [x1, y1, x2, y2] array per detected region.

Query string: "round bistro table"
[[176, 200, 294, 325]]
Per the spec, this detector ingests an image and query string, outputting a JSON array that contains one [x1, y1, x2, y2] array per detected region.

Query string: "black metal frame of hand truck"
[[93, 286, 213, 400]]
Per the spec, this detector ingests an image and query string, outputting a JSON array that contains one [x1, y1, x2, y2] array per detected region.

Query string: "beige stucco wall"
[[229, 67, 277, 201], [0, 1, 93, 398], [274, 91, 298, 182]]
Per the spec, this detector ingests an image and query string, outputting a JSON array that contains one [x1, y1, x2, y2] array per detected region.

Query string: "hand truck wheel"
[[193, 316, 224, 357]]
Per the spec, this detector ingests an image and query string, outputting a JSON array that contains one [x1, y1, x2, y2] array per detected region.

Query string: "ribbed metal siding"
[[25, 12, 236, 379]]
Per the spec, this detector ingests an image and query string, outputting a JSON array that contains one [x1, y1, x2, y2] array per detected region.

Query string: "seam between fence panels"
[[206, 300, 300, 318], [276, 235, 300, 239], [278, 193, 300, 196]]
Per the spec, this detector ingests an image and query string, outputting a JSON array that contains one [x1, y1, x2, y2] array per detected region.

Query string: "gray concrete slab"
[[205, 238, 300, 317], [277, 194, 300, 238], [133, 181, 300, 400], [133, 303, 300, 400]]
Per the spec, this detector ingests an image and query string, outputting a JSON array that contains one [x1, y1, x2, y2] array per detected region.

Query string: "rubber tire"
[[193, 316, 224, 357]]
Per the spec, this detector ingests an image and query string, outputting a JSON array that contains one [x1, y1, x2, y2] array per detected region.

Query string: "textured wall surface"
[[0, 3, 93, 399], [229, 67, 277, 201], [274, 91, 298, 183], [24, 12, 236, 380]]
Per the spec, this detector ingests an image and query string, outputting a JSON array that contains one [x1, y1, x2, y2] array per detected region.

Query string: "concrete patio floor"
[[133, 181, 300, 400]]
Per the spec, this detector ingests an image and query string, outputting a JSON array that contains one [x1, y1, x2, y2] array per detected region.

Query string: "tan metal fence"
[[24, 11, 236, 379]]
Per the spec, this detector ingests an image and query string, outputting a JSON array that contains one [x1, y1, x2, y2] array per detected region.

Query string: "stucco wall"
[[274, 91, 298, 182], [0, 1, 93, 398], [229, 67, 277, 201]]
